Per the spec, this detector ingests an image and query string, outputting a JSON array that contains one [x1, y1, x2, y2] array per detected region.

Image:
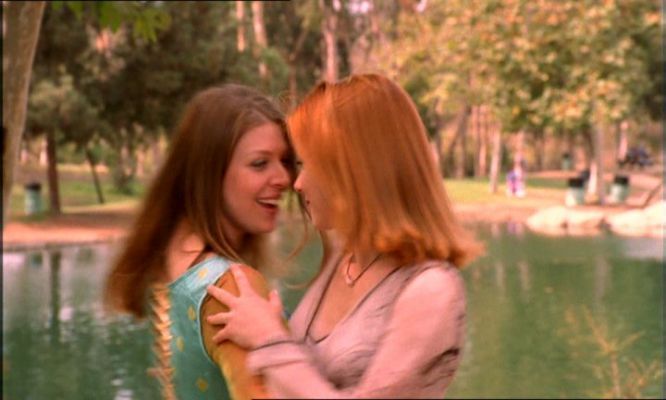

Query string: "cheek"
[[226, 164, 264, 194], [310, 191, 335, 228], [222, 169, 256, 213]]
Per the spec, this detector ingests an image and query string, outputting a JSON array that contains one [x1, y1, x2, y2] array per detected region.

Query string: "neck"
[[340, 244, 382, 287], [171, 219, 205, 252], [164, 219, 207, 282], [220, 219, 244, 252], [350, 246, 378, 268]]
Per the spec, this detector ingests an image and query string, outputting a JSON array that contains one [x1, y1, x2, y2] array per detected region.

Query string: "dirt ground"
[[3, 209, 134, 251]]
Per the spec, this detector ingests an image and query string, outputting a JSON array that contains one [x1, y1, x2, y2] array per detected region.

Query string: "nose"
[[271, 162, 290, 189], [294, 172, 303, 193]]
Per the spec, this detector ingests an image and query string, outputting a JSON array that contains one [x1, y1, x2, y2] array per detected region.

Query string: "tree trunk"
[[319, 0, 339, 82], [581, 130, 594, 172], [474, 106, 487, 178], [117, 143, 134, 194], [489, 124, 502, 194], [3, 1, 46, 225], [617, 120, 628, 163], [40, 136, 48, 165], [533, 134, 545, 171], [288, 67, 298, 109], [235, 1, 246, 52], [582, 130, 594, 194], [566, 132, 575, 168], [433, 116, 445, 177], [445, 105, 471, 177], [152, 135, 164, 171], [479, 105, 489, 177], [20, 139, 28, 164], [46, 130, 61, 215], [471, 106, 478, 175], [251, 1, 268, 81], [287, 28, 308, 108], [458, 110, 469, 178], [85, 147, 105, 204], [515, 130, 525, 168], [136, 147, 144, 178], [591, 123, 606, 204]]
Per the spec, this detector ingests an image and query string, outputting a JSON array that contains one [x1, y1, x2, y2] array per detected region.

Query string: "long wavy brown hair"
[[288, 74, 482, 268], [104, 84, 297, 318]]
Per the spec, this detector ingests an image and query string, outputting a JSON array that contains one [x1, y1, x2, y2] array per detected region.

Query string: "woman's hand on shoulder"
[[206, 264, 289, 349]]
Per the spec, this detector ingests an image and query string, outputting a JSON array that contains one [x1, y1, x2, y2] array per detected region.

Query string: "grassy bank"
[[8, 162, 567, 222], [9, 163, 146, 220], [12, 162, 657, 223]]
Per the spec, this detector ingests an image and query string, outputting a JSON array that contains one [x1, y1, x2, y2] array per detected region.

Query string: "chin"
[[255, 222, 276, 234], [309, 215, 329, 230]]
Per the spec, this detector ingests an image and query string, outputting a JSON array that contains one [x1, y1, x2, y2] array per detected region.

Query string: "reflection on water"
[[2, 225, 663, 399]]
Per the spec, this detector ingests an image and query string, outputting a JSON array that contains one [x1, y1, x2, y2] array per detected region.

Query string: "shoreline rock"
[[526, 201, 665, 238]]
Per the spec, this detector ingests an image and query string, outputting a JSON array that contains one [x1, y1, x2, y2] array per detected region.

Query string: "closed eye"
[[281, 157, 293, 167], [250, 159, 268, 169]]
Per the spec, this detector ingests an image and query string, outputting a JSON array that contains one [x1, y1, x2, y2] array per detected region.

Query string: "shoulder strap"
[[187, 243, 213, 270]]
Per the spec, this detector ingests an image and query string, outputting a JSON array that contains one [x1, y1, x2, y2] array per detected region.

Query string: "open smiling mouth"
[[257, 198, 279, 211]]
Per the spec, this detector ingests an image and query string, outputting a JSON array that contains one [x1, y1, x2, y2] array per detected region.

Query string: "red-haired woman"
[[104, 84, 298, 400], [207, 74, 482, 398]]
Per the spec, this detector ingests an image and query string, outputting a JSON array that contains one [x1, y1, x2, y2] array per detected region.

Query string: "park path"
[[3, 209, 134, 251]]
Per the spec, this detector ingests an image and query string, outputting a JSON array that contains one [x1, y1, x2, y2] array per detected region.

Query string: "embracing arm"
[[200, 265, 271, 400], [247, 266, 466, 398]]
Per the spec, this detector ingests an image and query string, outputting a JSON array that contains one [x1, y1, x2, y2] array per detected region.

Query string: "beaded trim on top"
[[147, 283, 176, 400]]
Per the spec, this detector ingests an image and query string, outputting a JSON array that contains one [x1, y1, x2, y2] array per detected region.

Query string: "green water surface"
[[3, 223, 663, 399]]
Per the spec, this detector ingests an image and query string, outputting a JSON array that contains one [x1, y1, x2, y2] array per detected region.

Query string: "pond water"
[[3, 224, 663, 399]]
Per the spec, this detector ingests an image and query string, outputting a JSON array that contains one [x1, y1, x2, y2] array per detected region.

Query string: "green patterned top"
[[150, 256, 233, 399]]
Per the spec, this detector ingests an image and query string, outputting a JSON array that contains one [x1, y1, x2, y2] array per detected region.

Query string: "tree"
[[373, 0, 660, 196], [3, 1, 46, 224], [319, 0, 341, 82], [4, 1, 169, 221], [262, 0, 321, 106], [235, 1, 247, 52], [251, 1, 268, 82], [27, 73, 109, 212]]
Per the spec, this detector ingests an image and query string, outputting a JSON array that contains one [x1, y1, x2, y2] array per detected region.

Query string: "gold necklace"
[[344, 253, 381, 287]]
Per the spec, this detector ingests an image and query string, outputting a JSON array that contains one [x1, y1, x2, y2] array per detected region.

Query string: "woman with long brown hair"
[[104, 83, 297, 399], [207, 74, 482, 398]]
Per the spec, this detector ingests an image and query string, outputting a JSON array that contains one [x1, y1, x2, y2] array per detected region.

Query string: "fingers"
[[212, 326, 230, 344], [206, 311, 230, 326], [206, 284, 236, 306], [230, 264, 253, 295]]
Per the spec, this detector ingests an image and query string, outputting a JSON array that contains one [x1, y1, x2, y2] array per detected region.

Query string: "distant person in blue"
[[507, 157, 526, 198], [619, 145, 653, 169], [104, 84, 298, 399]]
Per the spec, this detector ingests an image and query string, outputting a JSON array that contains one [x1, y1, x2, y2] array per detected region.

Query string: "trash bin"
[[565, 177, 585, 206], [561, 153, 572, 171], [609, 175, 630, 204], [24, 182, 43, 215]]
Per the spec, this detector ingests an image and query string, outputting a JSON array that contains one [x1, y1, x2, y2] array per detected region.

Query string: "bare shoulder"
[[236, 264, 267, 284], [202, 264, 270, 316], [213, 264, 270, 298]]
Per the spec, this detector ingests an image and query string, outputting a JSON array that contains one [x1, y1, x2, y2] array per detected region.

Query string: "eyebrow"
[[244, 149, 286, 157]]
